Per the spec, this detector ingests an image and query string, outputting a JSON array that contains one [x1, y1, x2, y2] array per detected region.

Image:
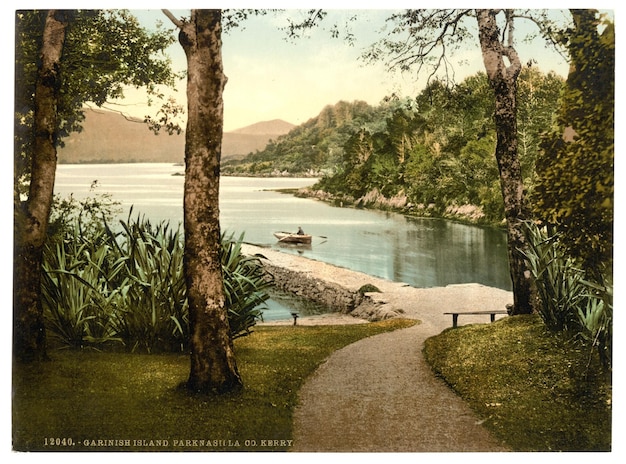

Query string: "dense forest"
[[223, 68, 564, 225]]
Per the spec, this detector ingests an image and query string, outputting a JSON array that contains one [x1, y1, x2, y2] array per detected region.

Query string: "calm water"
[[54, 163, 512, 318]]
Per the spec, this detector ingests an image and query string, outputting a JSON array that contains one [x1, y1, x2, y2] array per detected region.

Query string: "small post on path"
[[291, 312, 299, 326]]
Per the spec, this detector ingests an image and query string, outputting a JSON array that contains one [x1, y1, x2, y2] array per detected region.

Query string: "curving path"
[[291, 322, 509, 452], [244, 245, 513, 452]]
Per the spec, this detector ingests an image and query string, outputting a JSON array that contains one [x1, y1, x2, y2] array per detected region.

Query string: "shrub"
[[42, 224, 125, 349], [521, 222, 586, 331], [221, 232, 271, 339], [521, 221, 612, 367], [358, 283, 381, 294], [48, 191, 121, 245], [110, 214, 188, 353], [43, 202, 270, 352], [576, 277, 612, 367]]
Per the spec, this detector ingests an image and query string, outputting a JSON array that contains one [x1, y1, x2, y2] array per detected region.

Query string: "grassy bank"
[[13, 319, 416, 452], [423, 314, 612, 451]]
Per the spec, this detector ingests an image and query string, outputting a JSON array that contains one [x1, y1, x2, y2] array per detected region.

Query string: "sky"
[[110, 7, 577, 132], [8, 3, 616, 132]]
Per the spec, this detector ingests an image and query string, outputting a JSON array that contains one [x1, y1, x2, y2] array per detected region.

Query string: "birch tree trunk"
[[174, 9, 243, 393], [14, 10, 68, 362], [476, 9, 534, 315]]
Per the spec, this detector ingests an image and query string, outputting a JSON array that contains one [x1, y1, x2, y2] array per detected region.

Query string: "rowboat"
[[273, 231, 313, 244]]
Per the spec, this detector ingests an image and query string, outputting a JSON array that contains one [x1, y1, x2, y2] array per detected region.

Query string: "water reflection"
[[262, 289, 331, 322], [54, 163, 512, 292], [276, 242, 313, 253]]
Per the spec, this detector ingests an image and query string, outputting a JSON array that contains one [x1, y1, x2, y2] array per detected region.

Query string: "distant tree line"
[[225, 68, 564, 225]]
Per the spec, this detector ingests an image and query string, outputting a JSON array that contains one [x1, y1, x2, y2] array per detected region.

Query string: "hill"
[[230, 119, 296, 135], [221, 100, 388, 176], [58, 108, 294, 163]]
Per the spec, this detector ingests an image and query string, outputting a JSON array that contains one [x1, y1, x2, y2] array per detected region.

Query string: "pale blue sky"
[[115, 8, 575, 132]]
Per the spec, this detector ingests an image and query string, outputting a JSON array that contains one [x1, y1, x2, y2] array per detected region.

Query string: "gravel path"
[[247, 245, 513, 452], [292, 322, 509, 452]]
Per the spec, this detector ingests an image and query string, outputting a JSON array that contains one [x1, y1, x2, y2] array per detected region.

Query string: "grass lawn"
[[423, 314, 612, 451], [13, 314, 612, 453], [12, 319, 416, 452]]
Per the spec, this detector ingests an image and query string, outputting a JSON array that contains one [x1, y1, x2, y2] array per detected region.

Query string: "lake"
[[54, 163, 512, 319]]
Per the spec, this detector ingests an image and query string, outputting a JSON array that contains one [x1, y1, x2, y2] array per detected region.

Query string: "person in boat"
[[297, 226, 305, 235]]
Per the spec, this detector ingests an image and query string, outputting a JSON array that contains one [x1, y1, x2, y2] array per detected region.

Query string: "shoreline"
[[245, 243, 513, 331], [293, 185, 507, 229]]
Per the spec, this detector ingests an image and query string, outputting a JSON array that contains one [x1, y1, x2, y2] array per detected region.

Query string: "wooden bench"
[[443, 310, 508, 328]]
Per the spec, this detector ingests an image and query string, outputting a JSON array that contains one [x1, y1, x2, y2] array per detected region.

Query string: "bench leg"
[[452, 314, 458, 328], [490, 313, 496, 323]]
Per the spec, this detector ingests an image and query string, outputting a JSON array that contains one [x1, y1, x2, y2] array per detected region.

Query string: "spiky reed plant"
[[576, 277, 612, 367], [221, 232, 271, 339], [109, 213, 188, 353], [521, 222, 586, 331], [42, 223, 125, 349], [522, 221, 612, 367], [42, 201, 269, 352]]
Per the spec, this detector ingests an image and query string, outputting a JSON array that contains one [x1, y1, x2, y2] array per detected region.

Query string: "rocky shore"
[[294, 186, 492, 225], [243, 244, 513, 329]]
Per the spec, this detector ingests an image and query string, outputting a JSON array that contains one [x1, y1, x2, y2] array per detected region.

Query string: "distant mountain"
[[229, 119, 296, 135], [57, 109, 294, 163], [223, 120, 296, 160]]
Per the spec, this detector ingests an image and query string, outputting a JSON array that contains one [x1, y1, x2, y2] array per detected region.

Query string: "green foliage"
[[42, 202, 269, 352], [111, 214, 189, 353], [222, 233, 271, 339], [223, 69, 562, 224], [221, 99, 397, 176], [297, 70, 562, 224], [521, 222, 612, 366], [517, 68, 568, 184], [533, 11, 614, 277], [358, 284, 381, 294], [520, 222, 587, 331], [42, 232, 125, 349], [14, 10, 179, 194], [48, 185, 123, 244], [576, 279, 612, 367]]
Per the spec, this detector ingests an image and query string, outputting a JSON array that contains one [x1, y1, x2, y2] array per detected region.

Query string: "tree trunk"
[[177, 10, 243, 393], [476, 9, 534, 315], [14, 10, 68, 362]]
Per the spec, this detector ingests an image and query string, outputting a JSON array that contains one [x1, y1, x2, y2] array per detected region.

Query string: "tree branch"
[[504, 45, 522, 80], [505, 9, 515, 47], [83, 102, 143, 122], [162, 9, 184, 29], [364, 9, 472, 87]]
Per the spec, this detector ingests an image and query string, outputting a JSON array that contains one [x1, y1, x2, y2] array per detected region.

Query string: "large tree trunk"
[[476, 9, 534, 315], [177, 10, 243, 393], [14, 10, 68, 362]]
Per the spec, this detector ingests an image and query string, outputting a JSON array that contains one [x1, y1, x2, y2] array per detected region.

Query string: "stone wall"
[[262, 261, 363, 314], [259, 259, 402, 321]]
